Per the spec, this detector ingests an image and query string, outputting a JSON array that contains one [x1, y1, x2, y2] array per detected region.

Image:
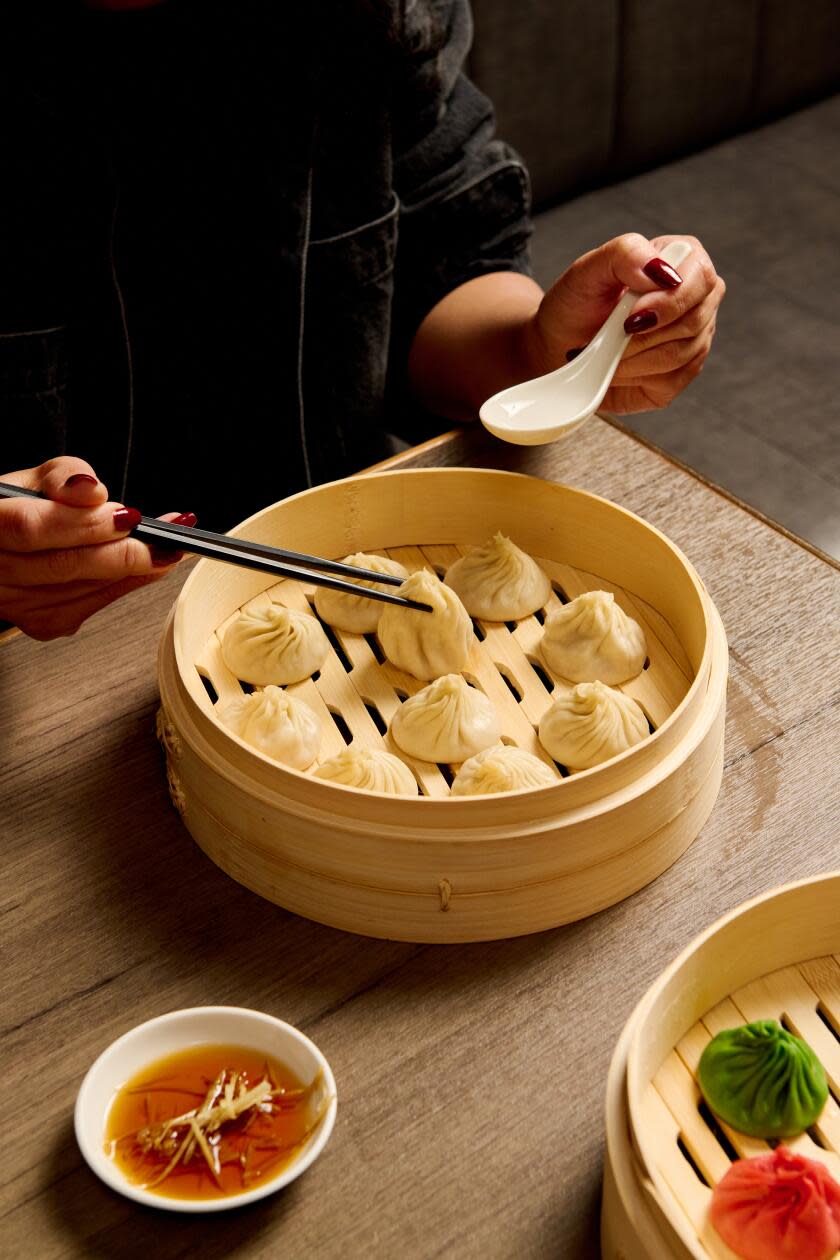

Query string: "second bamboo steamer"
[[157, 468, 728, 942], [601, 872, 840, 1259]]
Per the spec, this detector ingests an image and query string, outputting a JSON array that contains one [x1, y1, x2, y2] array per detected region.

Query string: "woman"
[[1, 0, 724, 639]]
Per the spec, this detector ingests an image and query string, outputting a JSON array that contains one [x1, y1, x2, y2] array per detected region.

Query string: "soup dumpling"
[[444, 533, 551, 621], [220, 686, 321, 769], [221, 604, 328, 686], [710, 1149, 840, 1260], [378, 570, 473, 681], [390, 674, 499, 763], [450, 743, 558, 795], [698, 1019, 828, 1138], [313, 553, 409, 634], [541, 590, 646, 684], [314, 746, 418, 795], [538, 681, 648, 771]]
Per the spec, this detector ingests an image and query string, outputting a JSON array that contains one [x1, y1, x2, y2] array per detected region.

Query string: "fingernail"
[[151, 546, 183, 567], [172, 512, 197, 527], [565, 347, 585, 362], [643, 257, 683, 288], [64, 473, 98, 488], [113, 507, 142, 531], [624, 309, 659, 334]]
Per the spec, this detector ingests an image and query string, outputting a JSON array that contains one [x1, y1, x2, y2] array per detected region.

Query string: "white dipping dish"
[[74, 1005, 337, 1212]]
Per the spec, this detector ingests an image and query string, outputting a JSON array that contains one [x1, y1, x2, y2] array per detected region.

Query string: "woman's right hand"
[[0, 456, 193, 640]]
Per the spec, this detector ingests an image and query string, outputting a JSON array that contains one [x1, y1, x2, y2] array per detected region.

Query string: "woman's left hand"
[[526, 232, 725, 414]]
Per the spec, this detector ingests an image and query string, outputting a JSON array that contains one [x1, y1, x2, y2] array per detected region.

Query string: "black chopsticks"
[[0, 482, 432, 613], [135, 515, 433, 611]]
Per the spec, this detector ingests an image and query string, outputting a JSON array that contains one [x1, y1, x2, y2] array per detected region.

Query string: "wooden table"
[[3, 418, 839, 1259]]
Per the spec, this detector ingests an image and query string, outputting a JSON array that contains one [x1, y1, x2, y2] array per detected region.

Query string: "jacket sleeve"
[[390, 0, 534, 351], [0, 13, 76, 470]]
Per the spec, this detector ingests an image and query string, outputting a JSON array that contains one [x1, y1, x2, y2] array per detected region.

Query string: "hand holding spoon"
[[479, 239, 693, 446]]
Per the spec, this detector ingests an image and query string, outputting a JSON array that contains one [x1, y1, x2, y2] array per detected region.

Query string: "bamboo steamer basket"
[[602, 872, 840, 1259], [157, 467, 727, 943]]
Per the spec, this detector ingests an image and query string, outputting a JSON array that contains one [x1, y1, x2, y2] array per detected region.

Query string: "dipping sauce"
[[105, 1043, 324, 1201]]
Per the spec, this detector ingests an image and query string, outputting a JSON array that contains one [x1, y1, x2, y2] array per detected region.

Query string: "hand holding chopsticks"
[[0, 480, 432, 615]]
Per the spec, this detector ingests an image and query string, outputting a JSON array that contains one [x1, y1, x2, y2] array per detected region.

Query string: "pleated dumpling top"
[[538, 681, 648, 771], [221, 604, 328, 686], [698, 1019, 829, 1138], [710, 1148, 840, 1260], [314, 747, 418, 795], [314, 552, 409, 633], [378, 570, 473, 681], [390, 675, 499, 764], [541, 590, 646, 684], [444, 533, 551, 621], [220, 686, 322, 770], [450, 743, 557, 795]]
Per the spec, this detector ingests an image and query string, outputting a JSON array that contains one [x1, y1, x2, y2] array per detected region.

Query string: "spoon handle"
[[589, 238, 695, 365]]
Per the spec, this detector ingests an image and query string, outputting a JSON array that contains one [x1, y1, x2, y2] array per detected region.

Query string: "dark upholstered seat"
[[470, 2, 840, 556], [530, 96, 840, 557]]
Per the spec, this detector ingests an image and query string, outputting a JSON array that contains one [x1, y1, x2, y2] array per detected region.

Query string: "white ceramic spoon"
[[479, 238, 693, 446]]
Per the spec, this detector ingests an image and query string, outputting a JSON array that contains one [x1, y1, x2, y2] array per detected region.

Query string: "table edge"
[[599, 413, 840, 572], [367, 416, 839, 573]]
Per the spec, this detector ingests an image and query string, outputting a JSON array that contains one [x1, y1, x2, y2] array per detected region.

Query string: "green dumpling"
[[698, 1019, 828, 1138]]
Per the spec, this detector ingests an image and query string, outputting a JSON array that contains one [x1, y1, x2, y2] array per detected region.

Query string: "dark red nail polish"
[[151, 547, 183, 567], [113, 507, 142, 531], [64, 473, 98, 488], [172, 512, 197, 527], [624, 309, 659, 334], [565, 347, 585, 362], [643, 257, 683, 288]]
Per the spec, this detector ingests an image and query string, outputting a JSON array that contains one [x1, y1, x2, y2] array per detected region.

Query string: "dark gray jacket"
[[2, 1, 531, 526]]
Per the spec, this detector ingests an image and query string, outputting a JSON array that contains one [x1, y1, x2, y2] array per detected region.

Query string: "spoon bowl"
[[480, 239, 693, 446]]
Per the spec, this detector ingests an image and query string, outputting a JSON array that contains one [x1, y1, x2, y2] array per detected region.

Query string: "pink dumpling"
[[710, 1147, 840, 1260]]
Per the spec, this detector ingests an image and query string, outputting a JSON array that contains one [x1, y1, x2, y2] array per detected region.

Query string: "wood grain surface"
[[2, 417, 838, 1260]]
